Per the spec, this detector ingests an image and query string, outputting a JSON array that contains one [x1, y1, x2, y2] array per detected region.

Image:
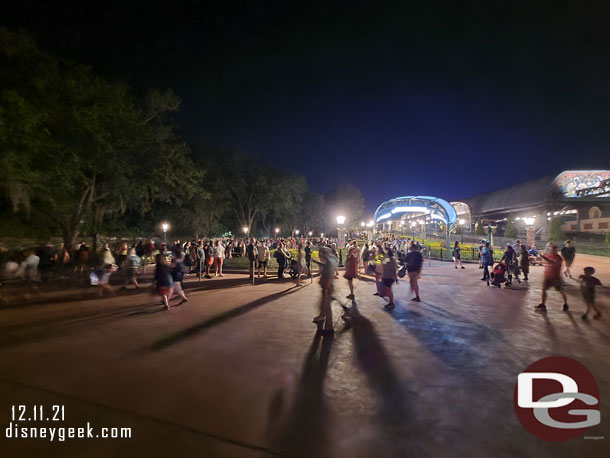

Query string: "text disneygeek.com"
[[4, 405, 131, 441]]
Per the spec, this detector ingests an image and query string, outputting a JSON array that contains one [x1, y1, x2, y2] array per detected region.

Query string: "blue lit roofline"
[[373, 196, 457, 225]]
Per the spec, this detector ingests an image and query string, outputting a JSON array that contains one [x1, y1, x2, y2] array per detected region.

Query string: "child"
[[579, 267, 603, 320]]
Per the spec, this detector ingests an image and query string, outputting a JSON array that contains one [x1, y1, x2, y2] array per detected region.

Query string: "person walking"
[[169, 252, 188, 305], [214, 240, 225, 277], [123, 247, 141, 288], [561, 240, 576, 278], [520, 244, 530, 281], [153, 254, 174, 310], [579, 267, 603, 320], [257, 240, 270, 278], [453, 241, 465, 269], [312, 247, 338, 334], [344, 245, 358, 299], [380, 249, 398, 308], [405, 241, 423, 302], [535, 243, 568, 312]]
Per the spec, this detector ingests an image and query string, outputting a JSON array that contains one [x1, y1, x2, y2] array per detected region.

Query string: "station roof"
[[463, 170, 610, 217], [463, 175, 556, 216]]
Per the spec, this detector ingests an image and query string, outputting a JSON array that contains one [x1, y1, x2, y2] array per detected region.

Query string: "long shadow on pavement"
[[269, 332, 334, 458], [150, 285, 302, 351], [344, 302, 428, 458]]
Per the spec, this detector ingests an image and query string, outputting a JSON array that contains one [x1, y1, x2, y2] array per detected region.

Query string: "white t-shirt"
[[215, 245, 225, 258]]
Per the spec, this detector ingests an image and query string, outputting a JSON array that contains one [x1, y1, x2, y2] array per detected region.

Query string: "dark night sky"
[[3, 0, 610, 214]]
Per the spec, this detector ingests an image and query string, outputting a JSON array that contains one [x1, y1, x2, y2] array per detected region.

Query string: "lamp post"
[[458, 218, 465, 243], [336, 215, 345, 267], [162, 222, 169, 244], [243, 226, 249, 238], [275, 228, 279, 238], [295, 229, 299, 237], [308, 231, 313, 237]]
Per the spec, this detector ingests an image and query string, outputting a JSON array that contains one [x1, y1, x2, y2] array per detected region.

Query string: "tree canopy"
[[0, 28, 368, 244]]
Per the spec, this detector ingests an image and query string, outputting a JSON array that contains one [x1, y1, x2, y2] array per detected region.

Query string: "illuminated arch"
[[374, 196, 458, 226], [373, 196, 458, 260]]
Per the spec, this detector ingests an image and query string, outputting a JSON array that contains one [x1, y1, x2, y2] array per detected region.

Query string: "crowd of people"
[[0, 233, 605, 322]]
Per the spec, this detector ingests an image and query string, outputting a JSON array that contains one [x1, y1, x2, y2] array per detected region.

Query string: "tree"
[[0, 29, 199, 249], [504, 220, 518, 238], [475, 220, 486, 236], [605, 230, 610, 247], [548, 217, 565, 242]]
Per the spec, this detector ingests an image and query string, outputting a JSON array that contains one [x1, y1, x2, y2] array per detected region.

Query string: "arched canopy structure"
[[374, 196, 458, 226], [373, 196, 458, 259]]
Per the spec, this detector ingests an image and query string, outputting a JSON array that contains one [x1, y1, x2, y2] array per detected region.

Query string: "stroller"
[[490, 262, 507, 288], [286, 259, 300, 279]]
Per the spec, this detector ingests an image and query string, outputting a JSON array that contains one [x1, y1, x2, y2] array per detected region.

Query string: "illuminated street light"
[[162, 222, 169, 243], [360, 221, 365, 227], [243, 226, 249, 234], [523, 217, 535, 226], [295, 230, 300, 236], [336, 216, 345, 267], [275, 228, 280, 235], [321, 233, 324, 238], [308, 231, 313, 236], [459, 219, 465, 225]]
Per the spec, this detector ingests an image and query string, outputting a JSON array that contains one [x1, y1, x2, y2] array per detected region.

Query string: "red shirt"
[[543, 253, 562, 280]]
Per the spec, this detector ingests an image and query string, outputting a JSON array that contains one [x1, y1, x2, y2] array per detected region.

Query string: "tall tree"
[[0, 29, 199, 249]]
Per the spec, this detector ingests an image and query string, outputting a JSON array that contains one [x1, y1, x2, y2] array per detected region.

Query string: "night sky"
[[3, 0, 610, 214]]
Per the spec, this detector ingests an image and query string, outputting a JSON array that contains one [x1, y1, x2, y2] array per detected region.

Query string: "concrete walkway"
[[0, 257, 608, 457]]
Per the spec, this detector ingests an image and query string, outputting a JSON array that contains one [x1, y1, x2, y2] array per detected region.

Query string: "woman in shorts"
[[344, 246, 358, 299]]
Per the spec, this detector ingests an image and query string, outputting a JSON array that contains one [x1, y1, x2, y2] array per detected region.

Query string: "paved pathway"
[[0, 257, 608, 457]]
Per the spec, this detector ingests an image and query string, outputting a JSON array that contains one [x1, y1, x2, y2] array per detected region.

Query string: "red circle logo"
[[513, 356, 600, 441]]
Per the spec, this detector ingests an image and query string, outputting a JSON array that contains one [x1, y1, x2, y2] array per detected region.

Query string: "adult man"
[[405, 242, 423, 302], [535, 243, 568, 312], [480, 241, 493, 282], [246, 237, 258, 279], [304, 241, 312, 275], [312, 247, 338, 334], [256, 240, 270, 278], [561, 240, 576, 278], [196, 241, 205, 278]]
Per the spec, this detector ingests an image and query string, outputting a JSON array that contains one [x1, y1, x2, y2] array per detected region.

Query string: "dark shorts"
[[542, 277, 562, 291], [382, 278, 394, 287], [126, 268, 137, 279], [258, 260, 267, 268]]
